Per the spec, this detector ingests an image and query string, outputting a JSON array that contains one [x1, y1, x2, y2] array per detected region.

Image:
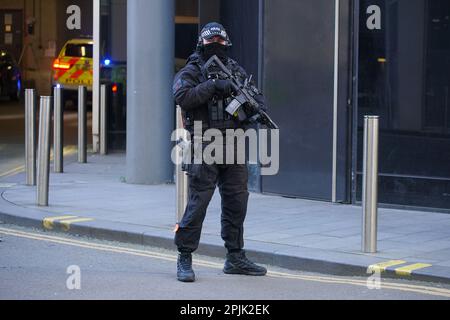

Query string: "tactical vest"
[[207, 95, 237, 130], [184, 57, 242, 132]]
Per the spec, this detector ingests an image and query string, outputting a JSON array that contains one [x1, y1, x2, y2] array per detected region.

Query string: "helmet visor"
[[203, 36, 227, 46]]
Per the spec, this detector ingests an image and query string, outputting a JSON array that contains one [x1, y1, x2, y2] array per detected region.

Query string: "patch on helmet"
[[201, 27, 227, 40]]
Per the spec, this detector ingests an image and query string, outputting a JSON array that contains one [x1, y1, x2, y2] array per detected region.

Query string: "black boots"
[[177, 251, 267, 282], [223, 250, 267, 276], [177, 253, 195, 282]]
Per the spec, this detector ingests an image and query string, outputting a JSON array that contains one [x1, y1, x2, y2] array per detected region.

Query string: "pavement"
[[1, 153, 450, 284]]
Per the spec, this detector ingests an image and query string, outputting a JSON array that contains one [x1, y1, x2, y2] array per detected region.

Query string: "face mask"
[[202, 43, 228, 62]]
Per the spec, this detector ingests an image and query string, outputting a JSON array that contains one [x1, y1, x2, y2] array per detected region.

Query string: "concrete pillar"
[[126, 0, 175, 184]]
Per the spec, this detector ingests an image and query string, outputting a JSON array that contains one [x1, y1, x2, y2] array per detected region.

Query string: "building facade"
[[203, 0, 450, 212], [3, 0, 449, 212]]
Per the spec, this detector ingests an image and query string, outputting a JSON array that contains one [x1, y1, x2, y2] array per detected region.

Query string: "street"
[[0, 224, 449, 300], [0, 97, 92, 178], [2, 0, 450, 306]]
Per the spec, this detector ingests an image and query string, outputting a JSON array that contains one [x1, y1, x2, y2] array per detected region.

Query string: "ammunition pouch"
[[208, 97, 239, 130]]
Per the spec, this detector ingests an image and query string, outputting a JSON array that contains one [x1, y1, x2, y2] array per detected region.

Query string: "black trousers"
[[175, 162, 249, 253]]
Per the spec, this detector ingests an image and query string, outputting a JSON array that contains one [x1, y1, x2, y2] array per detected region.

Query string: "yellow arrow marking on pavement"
[[43, 215, 78, 230], [368, 260, 407, 273], [395, 263, 433, 276], [60, 218, 94, 231], [0, 226, 450, 298]]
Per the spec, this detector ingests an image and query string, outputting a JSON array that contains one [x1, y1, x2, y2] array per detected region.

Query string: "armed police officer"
[[173, 22, 267, 282]]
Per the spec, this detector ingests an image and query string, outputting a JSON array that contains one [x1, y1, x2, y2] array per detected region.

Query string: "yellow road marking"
[[0, 165, 25, 178], [0, 226, 449, 298], [43, 215, 78, 230], [60, 218, 94, 231], [0, 146, 78, 178], [396, 263, 433, 276], [368, 260, 407, 273], [50, 145, 78, 160]]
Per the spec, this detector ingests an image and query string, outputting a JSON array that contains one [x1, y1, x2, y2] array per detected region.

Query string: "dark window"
[[356, 0, 450, 210], [176, 0, 198, 16], [0, 51, 14, 64], [65, 44, 93, 58]]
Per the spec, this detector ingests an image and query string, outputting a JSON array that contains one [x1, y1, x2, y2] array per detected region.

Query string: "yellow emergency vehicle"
[[52, 38, 93, 91]]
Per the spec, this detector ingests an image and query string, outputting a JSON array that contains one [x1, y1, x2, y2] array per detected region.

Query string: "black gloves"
[[212, 79, 234, 97]]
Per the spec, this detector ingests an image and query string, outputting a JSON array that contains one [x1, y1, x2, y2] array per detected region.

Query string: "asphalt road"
[[1, 224, 449, 301], [0, 97, 92, 177]]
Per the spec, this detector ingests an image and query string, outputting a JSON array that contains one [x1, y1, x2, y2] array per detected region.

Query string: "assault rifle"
[[204, 55, 279, 130]]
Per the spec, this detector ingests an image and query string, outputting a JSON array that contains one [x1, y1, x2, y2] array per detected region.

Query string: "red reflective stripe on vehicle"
[[70, 69, 85, 79], [56, 69, 68, 79], [55, 58, 80, 80]]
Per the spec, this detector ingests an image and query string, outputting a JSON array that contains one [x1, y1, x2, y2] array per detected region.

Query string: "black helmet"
[[197, 22, 232, 48]]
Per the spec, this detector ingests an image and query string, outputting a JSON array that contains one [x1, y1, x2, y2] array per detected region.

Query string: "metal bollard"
[[100, 84, 108, 155], [37, 96, 52, 206], [175, 106, 189, 226], [362, 116, 379, 253], [78, 86, 87, 163], [25, 89, 37, 186], [53, 87, 63, 172]]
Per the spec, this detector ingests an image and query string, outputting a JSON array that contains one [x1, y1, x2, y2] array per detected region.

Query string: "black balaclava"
[[202, 43, 228, 63]]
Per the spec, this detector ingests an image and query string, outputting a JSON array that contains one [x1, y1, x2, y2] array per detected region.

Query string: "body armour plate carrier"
[[183, 98, 241, 132], [183, 57, 243, 131], [207, 96, 239, 130]]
